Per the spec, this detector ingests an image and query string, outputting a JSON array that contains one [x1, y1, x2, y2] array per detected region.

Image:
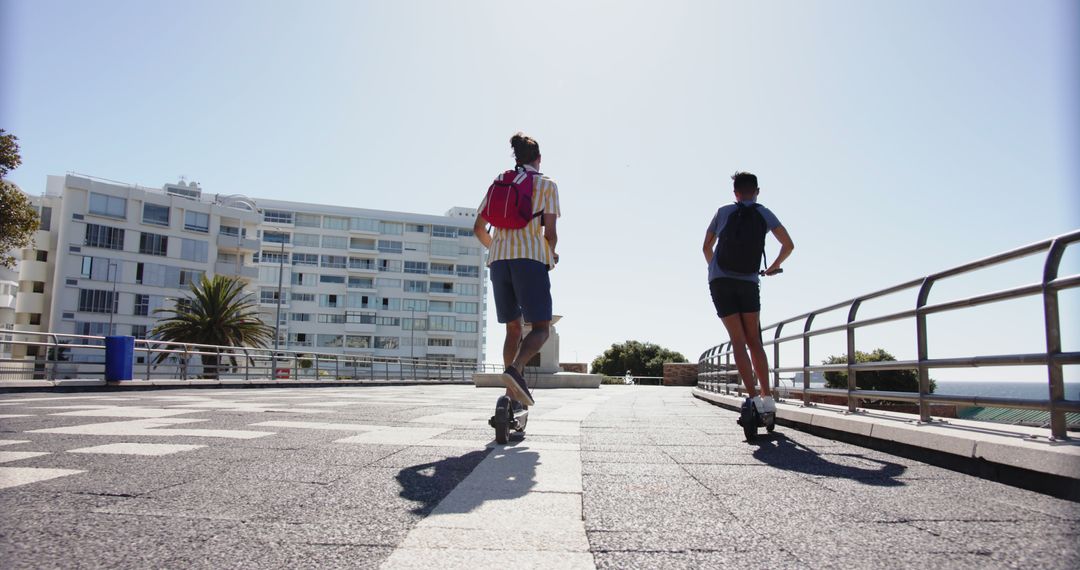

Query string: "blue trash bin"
[[104, 335, 135, 381]]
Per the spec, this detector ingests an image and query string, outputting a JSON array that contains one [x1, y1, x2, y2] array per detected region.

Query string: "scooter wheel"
[[739, 403, 757, 442], [493, 400, 511, 444]]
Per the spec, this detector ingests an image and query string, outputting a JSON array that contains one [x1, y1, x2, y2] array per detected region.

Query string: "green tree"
[[0, 130, 40, 268], [151, 274, 273, 379], [590, 340, 688, 377], [823, 348, 936, 396]]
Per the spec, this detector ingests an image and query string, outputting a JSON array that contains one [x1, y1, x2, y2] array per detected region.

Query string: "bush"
[[823, 348, 936, 397], [591, 340, 687, 377]]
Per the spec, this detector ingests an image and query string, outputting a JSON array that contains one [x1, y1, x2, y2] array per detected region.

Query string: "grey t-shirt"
[[707, 200, 781, 283]]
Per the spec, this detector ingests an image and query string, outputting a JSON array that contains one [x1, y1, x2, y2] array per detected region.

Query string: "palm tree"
[[151, 274, 273, 379]]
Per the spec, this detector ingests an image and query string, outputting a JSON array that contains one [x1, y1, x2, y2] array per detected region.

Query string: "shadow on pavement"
[[395, 449, 491, 515], [751, 433, 907, 486]]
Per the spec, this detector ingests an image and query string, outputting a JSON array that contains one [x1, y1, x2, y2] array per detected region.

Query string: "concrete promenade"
[[1, 385, 1077, 569]]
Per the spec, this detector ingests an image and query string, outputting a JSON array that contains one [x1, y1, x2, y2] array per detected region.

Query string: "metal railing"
[[697, 230, 1080, 440], [0, 331, 483, 384]]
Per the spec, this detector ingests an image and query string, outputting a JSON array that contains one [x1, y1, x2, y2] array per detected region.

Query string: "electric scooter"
[[737, 397, 776, 442], [489, 395, 528, 444]]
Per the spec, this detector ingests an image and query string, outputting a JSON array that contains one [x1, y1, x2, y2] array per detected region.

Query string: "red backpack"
[[481, 167, 543, 229]]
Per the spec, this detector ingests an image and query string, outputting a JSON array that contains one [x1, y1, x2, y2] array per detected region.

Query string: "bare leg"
[[739, 312, 772, 397], [720, 314, 757, 397], [503, 318, 523, 399], [510, 320, 550, 373]]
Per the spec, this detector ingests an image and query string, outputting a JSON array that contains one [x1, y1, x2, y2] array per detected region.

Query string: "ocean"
[[788, 380, 1080, 401]]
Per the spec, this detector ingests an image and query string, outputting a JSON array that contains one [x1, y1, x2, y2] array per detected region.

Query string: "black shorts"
[[709, 278, 761, 318]]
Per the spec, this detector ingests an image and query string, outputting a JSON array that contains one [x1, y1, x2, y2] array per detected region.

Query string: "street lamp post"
[[409, 306, 415, 359], [269, 229, 286, 378]]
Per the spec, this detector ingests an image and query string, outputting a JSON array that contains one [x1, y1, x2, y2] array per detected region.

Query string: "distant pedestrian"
[[702, 171, 794, 416], [474, 132, 561, 408]]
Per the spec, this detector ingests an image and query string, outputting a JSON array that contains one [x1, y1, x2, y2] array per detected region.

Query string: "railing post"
[[145, 341, 152, 380], [243, 348, 250, 382], [772, 322, 784, 396], [916, 277, 935, 423], [846, 300, 863, 413], [802, 313, 816, 406], [335, 354, 340, 380], [1042, 238, 1068, 440], [48, 334, 58, 382]]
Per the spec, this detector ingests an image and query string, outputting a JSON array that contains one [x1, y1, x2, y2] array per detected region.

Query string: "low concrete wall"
[[559, 363, 588, 374], [663, 363, 699, 386]]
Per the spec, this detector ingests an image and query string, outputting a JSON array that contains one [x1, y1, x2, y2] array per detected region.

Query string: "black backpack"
[[715, 202, 768, 274]]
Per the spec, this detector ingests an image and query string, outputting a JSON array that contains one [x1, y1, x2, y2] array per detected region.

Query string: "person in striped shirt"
[[473, 132, 561, 407]]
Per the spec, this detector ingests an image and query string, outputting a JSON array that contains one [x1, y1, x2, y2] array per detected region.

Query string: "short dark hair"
[[731, 171, 758, 193], [510, 132, 540, 166]]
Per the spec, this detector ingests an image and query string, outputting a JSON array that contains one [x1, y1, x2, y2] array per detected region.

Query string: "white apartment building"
[[12, 174, 486, 370]]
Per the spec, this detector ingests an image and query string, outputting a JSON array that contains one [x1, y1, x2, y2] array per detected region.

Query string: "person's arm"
[[543, 213, 558, 263], [764, 225, 794, 275], [473, 214, 492, 249], [702, 231, 717, 264]]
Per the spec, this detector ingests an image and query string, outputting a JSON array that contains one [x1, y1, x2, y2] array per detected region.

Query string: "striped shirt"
[[479, 165, 561, 268]]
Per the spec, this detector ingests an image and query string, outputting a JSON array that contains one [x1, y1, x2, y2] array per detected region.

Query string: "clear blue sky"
[[2, 1, 1077, 382]]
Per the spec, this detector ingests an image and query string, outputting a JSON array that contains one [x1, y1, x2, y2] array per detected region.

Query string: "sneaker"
[[752, 395, 764, 412], [760, 396, 776, 414], [501, 367, 535, 407]]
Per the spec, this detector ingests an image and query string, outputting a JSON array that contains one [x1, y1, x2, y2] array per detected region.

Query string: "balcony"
[[214, 262, 259, 280], [345, 321, 377, 333], [217, 234, 260, 252], [14, 292, 45, 313], [19, 260, 48, 282]]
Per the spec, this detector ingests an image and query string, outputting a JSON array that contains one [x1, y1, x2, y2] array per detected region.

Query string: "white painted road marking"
[[68, 443, 207, 456], [0, 467, 84, 490], [0, 451, 50, 463]]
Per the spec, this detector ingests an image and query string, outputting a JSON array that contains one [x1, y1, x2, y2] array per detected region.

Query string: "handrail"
[[697, 230, 1080, 440]]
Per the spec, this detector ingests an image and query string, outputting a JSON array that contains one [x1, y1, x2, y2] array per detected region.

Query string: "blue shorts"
[[490, 259, 552, 324]]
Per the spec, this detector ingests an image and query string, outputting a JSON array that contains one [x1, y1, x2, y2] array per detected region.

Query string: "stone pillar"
[[524, 315, 562, 374]]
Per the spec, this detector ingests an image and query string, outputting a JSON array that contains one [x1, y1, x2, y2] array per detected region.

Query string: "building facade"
[[12, 174, 486, 370]]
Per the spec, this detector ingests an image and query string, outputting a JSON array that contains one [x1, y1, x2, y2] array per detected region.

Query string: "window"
[[378, 259, 402, 272], [456, 265, 480, 278], [32, 281, 45, 294], [319, 294, 341, 308], [75, 322, 116, 336], [460, 246, 481, 256], [322, 236, 347, 249], [323, 216, 348, 230], [431, 263, 454, 275], [430, 300, 452, 312], [379, 222, 403, 235], [376, 316, 400, 326], [428, 338, 453, 347], [261, 289, 282, 304], [320, 275, 345, 284], [290, 313, 312, 322], [28, 313, 42, 326], [130, 325, 148, 339], [432, 225, 458, 238], [134, 294, 150, 316], [318, 314, 347, 324], [455, 338, 479, 348], [261, 251, 288, 265], [317, 334, 344, 347], [350, 217, 378, 232], [293, 233, 320, 247], [430, 281, 453, 294], [404, 242, 428, 253], [39, 206, 52, 231], [456, 320, 479, 333], [140, 203, 169, 226], [402, 298, 427, 311], [375, 336, 399, 349], [321, 255, 347, 269], [429, 316, 455, 331], [78, 289, 116, 313], [294, 213, 321, 227], [85, 224, 125, 250], [263, 231, 290, 244], [292, 253, 318, 266], [379, 297, 400, 311], [180, 239, 208, 263], [378, 240, 402, 254], [217, 252, 238, 265], [291, 292, 315, 302], [454, 302, 479, 314], [346, 311, 376, 324], [457, 283, 480, 296], [292, 273, 316, 286], [349, 257, 375, 271], [183, 211, 209, 233], [407, 224, 428, 233], [290, 333, 312, 347], [404, 280, 428, 293], [430, 242, 459, 257], [404, 261, 428, 274], [35, 250, 48, 262], [346, 335, 371, 349], [139, 232, 168, 256], [376, 278, 401, 288], [348, 277, 374, 289], [79, 257, 97, 279], [89, 192, 126, 218], [263, 210, 293, 224], [350, 237, 376, 250], [177, 269, 202, 287], [347, 293, 373, 308], [219, 225, 241, 237], [402, 318, 428, 331]]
